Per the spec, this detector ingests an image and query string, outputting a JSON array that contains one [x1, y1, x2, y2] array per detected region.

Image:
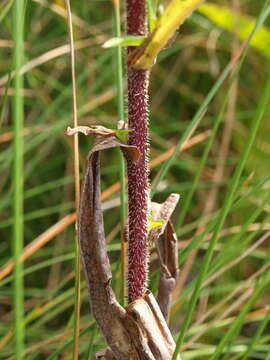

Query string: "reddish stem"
[[126, 0, 149, 302]]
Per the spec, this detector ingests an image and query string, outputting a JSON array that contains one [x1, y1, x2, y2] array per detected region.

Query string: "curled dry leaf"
[[78, 136, 138, 359], [75, 129, 180, 359], [66, 125, 117, 137], [149, 194, 180, 322], [92, 292, 179, 360], [125, 291, 176, 359], [93, 348, 115, 360]]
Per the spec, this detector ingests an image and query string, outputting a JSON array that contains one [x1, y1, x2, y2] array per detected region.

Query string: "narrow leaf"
[[67, 126, 134, 145], [115, 129, 133, 143], [147, 0, 158, 32], [199, 3, 270, 60], [74, 130, 179, 359], [148, 219, 165, 231], [66, 125, 116, 137], [128, 0, 205, 69], [78, 136, 139, 358], [149, 194, 180, 245], [149, 194, 180, 321], [103, 35, 146, 48]]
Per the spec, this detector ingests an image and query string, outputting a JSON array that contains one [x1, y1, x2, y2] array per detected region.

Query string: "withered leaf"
[[74, 129, 181, 359], [66, 125, 134, 145], [66, 125, 116, 137], [149, 194, 179, 245], [78, 136, 139, 359], [126, 291, 176, 359], [127, 0, 205, 70], [93, 348, 116, 360], [149, 194, 180, 322]]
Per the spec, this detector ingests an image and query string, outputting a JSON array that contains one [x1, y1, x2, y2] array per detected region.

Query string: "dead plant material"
[[66, 125, 117, 137], [71, 127, 180, 359], [150, 194, 180, 322]]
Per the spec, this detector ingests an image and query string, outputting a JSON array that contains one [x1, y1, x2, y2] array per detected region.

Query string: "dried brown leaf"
[[79, 137, 140, 359], [149, 194, 179, 245], [126, 291, 176, 359], [93, 348, 116, 359], [156, 221, 179, 322], [66, 125, 116, 137], [78, 133, 179, 359], [149, 194, 180, 321]]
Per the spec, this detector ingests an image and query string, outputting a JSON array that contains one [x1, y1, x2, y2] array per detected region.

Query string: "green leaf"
[[148, 210, 165, 230], [115, 129, 132, 143], [198, 3, 270, 59], [147, 0, 158, 32], [129, 0, 205, 69], [148, 219, 165, 231], [102, 35, 146, 49]]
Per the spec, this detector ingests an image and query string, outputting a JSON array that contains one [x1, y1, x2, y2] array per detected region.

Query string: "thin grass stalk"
[[0, 0, 13, 22], [72, 234, 80, 359], [0, 71, 11, 127], [172, 60, 270, 359], [86, 325, 97, 359], [12, 0, 24, 357], [126, 0, 150, 302], [112, 0, 127, 304], [64, 1, 81, 358]]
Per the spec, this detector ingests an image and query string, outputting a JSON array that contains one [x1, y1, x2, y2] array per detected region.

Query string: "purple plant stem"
[[126, 0, 149, 302]]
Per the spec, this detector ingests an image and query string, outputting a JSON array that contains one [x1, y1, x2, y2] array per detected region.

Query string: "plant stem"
[[126, 0, 149, 302], [13, 0, 25, 357], [113, 0, 127, 304], [64, 1, 81, 358]]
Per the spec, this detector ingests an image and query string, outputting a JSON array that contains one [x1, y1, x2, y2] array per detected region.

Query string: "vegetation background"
[[0, 0, 270, 359]]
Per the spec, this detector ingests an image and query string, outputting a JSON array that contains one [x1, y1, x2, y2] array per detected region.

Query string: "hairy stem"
[[126, 0, 150, 302]]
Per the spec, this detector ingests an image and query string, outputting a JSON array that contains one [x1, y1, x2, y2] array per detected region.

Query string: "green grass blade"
[[103, 35, 145, 48], [86, 325, 97, 359], [63, 1, 81, 358], [0, 71, 11, 128], [113, 0, 127, 305], [12, 0, 25, 357], [73, 234, 81, 359], [0, 0, 13, 23], [199, 3, 270, 60], [266, 348, 270, 360]]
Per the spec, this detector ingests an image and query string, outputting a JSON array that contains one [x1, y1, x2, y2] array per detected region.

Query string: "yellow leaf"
[[53, 0, 65, 9], [129, 0, 205, 69], [198, 3, 270, 59]]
